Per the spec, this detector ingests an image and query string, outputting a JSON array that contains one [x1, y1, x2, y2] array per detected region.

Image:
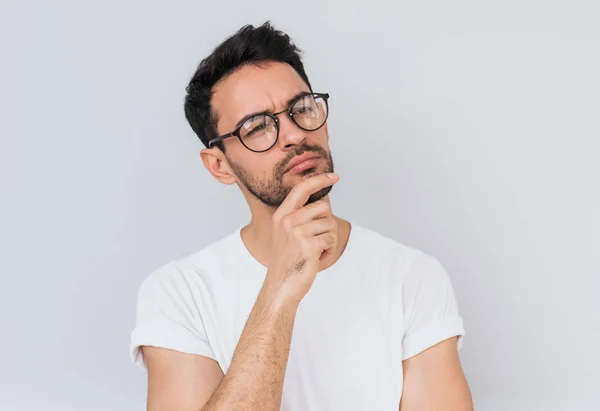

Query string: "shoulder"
[[349, 222, 446, 280], [136, 227, 241, 299], [349, 222, 427, 265]]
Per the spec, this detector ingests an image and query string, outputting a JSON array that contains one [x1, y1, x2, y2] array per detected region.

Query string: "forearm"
[[201, 277, 298, 411]]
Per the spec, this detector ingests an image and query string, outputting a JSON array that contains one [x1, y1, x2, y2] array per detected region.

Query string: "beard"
[[228, 143, 335, 208]]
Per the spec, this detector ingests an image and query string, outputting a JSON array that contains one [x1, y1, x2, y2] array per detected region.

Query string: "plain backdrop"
[[1, 0, 599, 410]]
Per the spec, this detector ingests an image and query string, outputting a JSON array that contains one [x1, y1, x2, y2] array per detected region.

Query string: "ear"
[[200, 148, 237, 185]]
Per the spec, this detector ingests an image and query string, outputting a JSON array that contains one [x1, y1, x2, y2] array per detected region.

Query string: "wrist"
[[258, 277, 301, 314]]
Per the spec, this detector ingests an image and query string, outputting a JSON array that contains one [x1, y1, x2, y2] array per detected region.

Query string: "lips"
[[284, 152, 321, 173]]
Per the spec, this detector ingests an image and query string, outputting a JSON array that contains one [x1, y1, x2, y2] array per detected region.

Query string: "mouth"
[[284, 153, 322, 174]]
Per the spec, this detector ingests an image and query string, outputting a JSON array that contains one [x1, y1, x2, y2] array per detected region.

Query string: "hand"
[[265, 172, 340, 303]]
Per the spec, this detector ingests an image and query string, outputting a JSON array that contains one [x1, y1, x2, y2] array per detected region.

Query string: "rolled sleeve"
[[401, 252, 465, 360], [129, 262, 215, 371]]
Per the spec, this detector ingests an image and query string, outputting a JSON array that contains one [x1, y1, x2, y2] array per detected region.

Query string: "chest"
[[282, 281, 402, 409], [205, 271, 405, 409]]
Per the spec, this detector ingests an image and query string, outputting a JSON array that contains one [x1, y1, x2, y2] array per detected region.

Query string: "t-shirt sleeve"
[[129, 262, 216, 371], [400, 251, 465, 360]]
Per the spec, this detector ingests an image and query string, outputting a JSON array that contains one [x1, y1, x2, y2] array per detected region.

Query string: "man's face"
[[209, 61, 334, 208]]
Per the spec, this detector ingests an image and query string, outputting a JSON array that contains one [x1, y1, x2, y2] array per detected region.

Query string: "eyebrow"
[[232, 91, 311, 130]]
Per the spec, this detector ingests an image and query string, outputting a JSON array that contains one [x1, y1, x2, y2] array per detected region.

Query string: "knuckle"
[[313, 201, 328, 214], [323, 232, 336, 246], [299, 236, 311, 251], [291, 225, 304, 238], [326, 217, 337, 230], [329, 232, 337, 243], [281, 214, 295, 231]]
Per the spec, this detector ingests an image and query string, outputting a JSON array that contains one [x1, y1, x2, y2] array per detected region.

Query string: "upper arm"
[[400, 252, 465, 360], [130, 264, 222, 410], [143, 346, 224, 411], [397, 252, 470, 409], [399, 337, 472, 411]]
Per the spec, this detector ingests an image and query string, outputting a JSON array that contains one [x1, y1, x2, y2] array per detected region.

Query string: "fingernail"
[[327, 173, 338, 179]]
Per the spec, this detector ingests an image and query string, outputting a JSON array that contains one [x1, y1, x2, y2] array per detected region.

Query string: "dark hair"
[[184, 21, 313, 151]]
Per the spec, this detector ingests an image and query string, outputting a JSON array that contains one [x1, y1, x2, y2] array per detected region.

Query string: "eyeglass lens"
[[239, 94, 328, 151]]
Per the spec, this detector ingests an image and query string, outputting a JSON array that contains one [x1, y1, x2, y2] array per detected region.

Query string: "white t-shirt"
[[130, 221, 465, 410]]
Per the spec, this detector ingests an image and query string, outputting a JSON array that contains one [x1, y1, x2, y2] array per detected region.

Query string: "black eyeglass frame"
[[207, 92, 330, 153]]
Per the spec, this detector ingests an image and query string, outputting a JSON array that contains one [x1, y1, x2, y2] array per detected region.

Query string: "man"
[[130, 21, 473, 411]]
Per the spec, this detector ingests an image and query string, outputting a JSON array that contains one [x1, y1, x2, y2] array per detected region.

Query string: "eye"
[[245, 122, 267, 137], [292, 105, 315, 116]]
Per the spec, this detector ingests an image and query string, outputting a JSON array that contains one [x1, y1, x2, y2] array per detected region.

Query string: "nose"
[[276, 114, 307, 150]]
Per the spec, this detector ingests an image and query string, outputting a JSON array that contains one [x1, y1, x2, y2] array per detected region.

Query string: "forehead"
[[212, 61, 310, 134]]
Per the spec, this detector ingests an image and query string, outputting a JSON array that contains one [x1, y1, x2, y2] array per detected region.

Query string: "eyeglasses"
[[208, 92, 330, 153]]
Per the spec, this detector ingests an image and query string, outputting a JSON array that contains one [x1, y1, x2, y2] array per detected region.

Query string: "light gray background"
[[1, 0, 598, 410]]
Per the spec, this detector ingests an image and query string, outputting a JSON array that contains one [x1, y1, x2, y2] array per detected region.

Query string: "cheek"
[[244, 154, 283, 177], [311, 127, 329, 145]]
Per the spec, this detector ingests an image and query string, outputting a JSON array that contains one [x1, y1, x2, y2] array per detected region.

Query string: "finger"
[[312, 231, 337, 255], [287, 200, 331, 226], [276, 172, 339, 216], [297, 216, 336, 237]]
